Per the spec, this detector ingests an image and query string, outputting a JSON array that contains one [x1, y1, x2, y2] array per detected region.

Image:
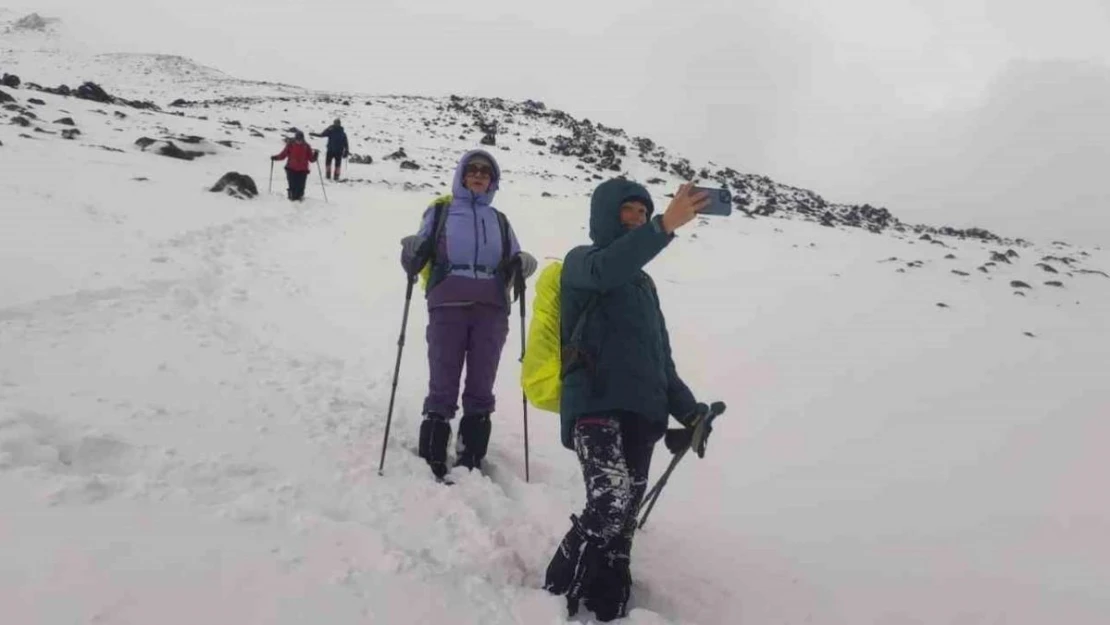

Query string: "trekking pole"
[[637, 444, 688, 529], [316, 161, 329, 203], [514, 265, 530, 483], [637, 401, 726, 529], [268, 160, 274, 194], [378, 273, 417, 476]]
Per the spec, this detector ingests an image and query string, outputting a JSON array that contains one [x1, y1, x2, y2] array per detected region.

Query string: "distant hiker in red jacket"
[[271, 131, 318, 201]]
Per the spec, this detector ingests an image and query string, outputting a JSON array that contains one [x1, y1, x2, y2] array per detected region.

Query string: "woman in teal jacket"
[[544, 179, 710, 621]]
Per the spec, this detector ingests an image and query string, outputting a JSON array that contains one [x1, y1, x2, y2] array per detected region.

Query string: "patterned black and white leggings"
[[572, 416, 655, 546]]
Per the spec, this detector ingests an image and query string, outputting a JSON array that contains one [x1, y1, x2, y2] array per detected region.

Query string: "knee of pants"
[[591, 476, 634, 543]]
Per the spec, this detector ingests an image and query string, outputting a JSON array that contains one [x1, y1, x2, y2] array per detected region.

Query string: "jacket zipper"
[[471, 196, 480, 278]]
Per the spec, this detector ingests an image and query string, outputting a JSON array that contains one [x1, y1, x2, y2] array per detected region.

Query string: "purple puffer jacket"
[[414, 149, 521, 310]]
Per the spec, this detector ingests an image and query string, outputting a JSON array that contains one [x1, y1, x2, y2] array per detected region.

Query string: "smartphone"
[[694, 186, 732, 216]]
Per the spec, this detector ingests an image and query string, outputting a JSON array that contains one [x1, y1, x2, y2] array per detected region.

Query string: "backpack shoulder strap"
[[494, 209, 511, 264], [427, 196, 452, 265], [561, 292, 601, 382], [569, 294, 598, 343], [493, 209, 519, 304]]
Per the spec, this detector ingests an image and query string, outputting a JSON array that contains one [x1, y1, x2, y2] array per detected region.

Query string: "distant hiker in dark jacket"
[[543, 179, 711, 621], [398, 150, 538, 479], [311, 119, 349, 181], [271, 131, 318, 201]]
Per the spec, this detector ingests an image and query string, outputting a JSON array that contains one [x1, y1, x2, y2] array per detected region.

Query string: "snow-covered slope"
[[2, 13, 1109, 625]]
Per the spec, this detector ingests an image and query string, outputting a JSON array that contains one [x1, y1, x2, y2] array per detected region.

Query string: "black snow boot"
[[418, 413, 451, 479], [544, 515, 603, 617], [585, 532, 633, 621], [455, 412, 491, 471]]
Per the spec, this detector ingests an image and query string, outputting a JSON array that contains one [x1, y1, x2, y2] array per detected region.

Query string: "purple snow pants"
[[423, 304, 509, 418]]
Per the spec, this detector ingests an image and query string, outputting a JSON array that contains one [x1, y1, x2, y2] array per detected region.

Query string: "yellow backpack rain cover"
[[418, 194, 454, 290], [521, 262, 563, 413]]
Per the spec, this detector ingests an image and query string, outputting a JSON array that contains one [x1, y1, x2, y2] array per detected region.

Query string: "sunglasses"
[[465, 163, 493, 177]]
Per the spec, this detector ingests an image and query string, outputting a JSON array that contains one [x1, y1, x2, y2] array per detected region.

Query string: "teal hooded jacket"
[[558, 179, 697, 449]]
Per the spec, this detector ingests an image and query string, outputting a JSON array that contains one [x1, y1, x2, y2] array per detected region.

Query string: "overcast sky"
[[23, 0, 1110, 244]]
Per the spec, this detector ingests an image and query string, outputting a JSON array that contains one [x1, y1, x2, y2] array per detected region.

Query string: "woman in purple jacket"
[[400, 150, 537, 479]]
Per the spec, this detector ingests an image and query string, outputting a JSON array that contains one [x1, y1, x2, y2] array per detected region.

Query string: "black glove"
[[665, 402, 720, 458], [664, 427, 692, 454]]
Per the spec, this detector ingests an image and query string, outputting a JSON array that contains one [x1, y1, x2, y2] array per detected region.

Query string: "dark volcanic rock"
[[13, 14, 51, 31], [75, 82, 112, 104], [1076, 269, 1109, 278], [210, 172, 258, 199], [158, 142, 203, 160]]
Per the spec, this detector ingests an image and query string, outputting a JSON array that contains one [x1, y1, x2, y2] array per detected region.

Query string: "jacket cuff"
[[651, 215, 674, 239]]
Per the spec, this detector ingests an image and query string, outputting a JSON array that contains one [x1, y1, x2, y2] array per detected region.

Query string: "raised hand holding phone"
[[692, 186, 732, 216], [660, 183, 711, 234]]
